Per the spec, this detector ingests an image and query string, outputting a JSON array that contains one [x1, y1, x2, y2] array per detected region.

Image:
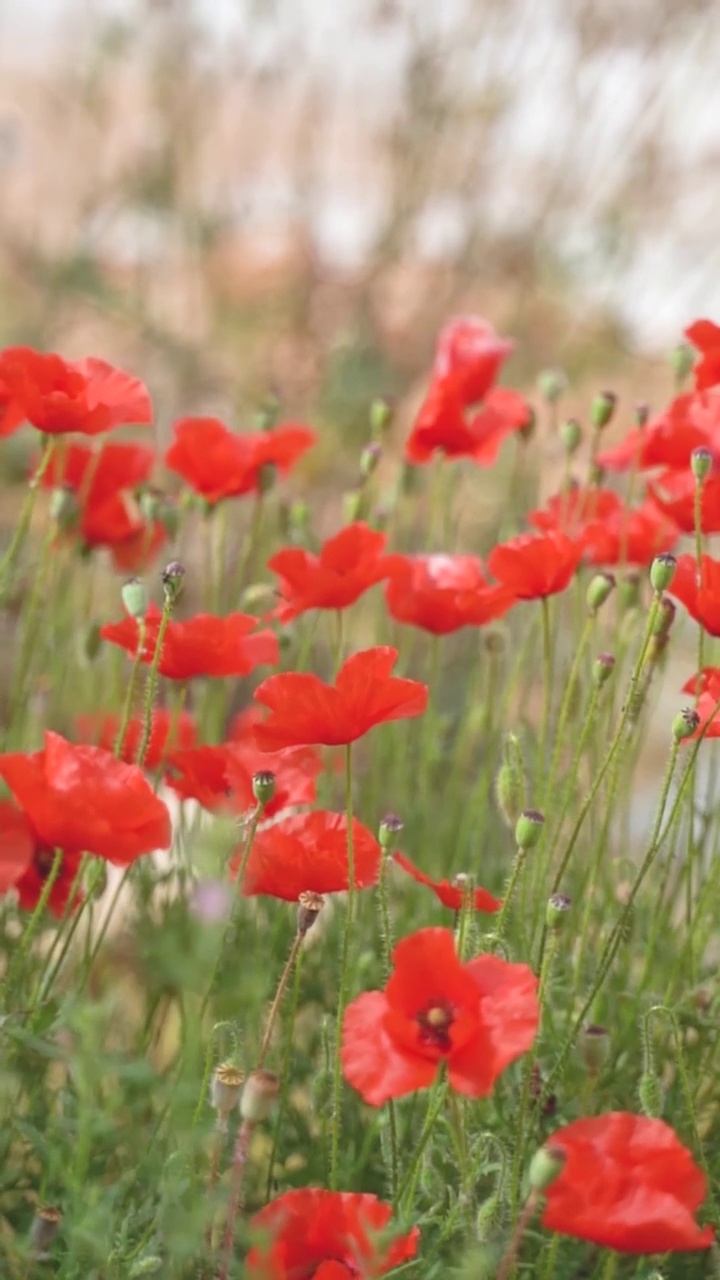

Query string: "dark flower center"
[[33, 844, 58, 878], [417, 1001, 454, 1052]]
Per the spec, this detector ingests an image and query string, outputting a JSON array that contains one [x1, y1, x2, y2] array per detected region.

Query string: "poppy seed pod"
[[672, 708, 700, 742], [378, 813, 404, 849], [591, 390, 617, 431], [210, 1063, 244, 1118], [691, 447, 713, 483], [121, 577, 148, 621], [559, 417, 582, 454], [252, 770, 277, 808], [546, 893, 572, 931], [515, 810, 545, 852], [528, 1144, 567, 1193], [650, 553, 677, 594], [29, 1205, 63, 1259], [297, 889, 324, 935], [240, 1069, 280, 1122], [586, 572, 615, 614]]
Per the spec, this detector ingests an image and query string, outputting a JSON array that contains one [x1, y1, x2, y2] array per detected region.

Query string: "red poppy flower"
[[253, 647, 428, 749], [39, 440, 165, 568], [405, 375, 531, 465], [686, 319, 720, 392], [268, 523, 396, 621], [100, 604, 279, 680], [531, 489, 680, 569], [0, 731, 171, 866], [384, 553, 515, 633], [392, 852, 501, 913], [487, 531, 583, 600], [75, 708, 197, 769], [233, 810, 381, 899], [667, 554, 720, 636], [341, 926, 539, 1104], [165, 416, 316, 504], [597, 391, 720, 472], [165, 736, 320, 818], [647, 468, 720, 534], [681, 667, 720, 699], [0, 376, 24, 438], [433, 315, 514, 407], [542, 1112, 714, 1253], [246, 1188, 419, 1278], [0, 347, 152, 436], [0, 800, 35, 892]]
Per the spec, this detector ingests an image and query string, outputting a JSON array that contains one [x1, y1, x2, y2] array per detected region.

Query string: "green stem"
[[493, 847, 528, 945], [0, 436, 56, 599], [397, 1072, 448, 1212], [538, 596, 553, 778], [265, 953, 304, 1202], [542, 612, 594, 809], [200, 804, 265, 1020], [114, 619, 147, 758], [7, 850, 63, 997], [330, 743, 355, 1190], [137, 597, 176, 768]]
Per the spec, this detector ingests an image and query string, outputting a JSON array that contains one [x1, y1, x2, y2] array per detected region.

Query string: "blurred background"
[[1, 0, 719, 444]]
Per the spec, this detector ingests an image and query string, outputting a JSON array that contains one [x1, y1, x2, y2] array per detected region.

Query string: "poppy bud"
[[297, 889, 324, 936], [527, 1143, 566, 1193], [476, 1193, 506, 1241], [495, 733, 525, 830], [691, 447, 713, 483], [122, 577, 148, 620], [29, 1205, 63, 1259], [370, 397, 393, 439], [618, 572, 641, 611], [670, 341, 694, 385], [360, 442, 382, 479], [49, 484, 78, 530], [649, 553, 676, 594], [252, 770, 276, 808], [161, 560, 185, 602], [515, 809, 545, 851], [639, 1070, 664, 1118], [588, 461, 606, 487], [379, 813, 403, 850], [546, 893, 572, 931], [586, 572, 615, 614], [129, 1258, 163, 1277], [240, 1069, 280, 1122], [590, 390, 617, 431], [578, 1024, 610, 1076], [343, 489, 363, 523], [159, 498, 180, 539], [635, 402, 650, 428], [559, 417, 582, 454], [210, 1062, 244, 1118], [672, 708, 700, 742], [593, 652, 615, 686], [538, 368, 567, 405]]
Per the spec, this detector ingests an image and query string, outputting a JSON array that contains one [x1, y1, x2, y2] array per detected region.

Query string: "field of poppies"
[[0, 318, 719, 1278]]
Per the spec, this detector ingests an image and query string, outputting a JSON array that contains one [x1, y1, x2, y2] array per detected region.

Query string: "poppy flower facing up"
[[0, 731, 171, 870], [253, 647, 428, 749], [405, 375, 531, 466], [0, 347, 152, 436], [165, 416, 317, 504], [433, 315, 514, 407], [686, 318, 720, 392], [647, 468, 720, 534], [667, 554, 720, 637], [384, 553, 515, 634], [246, 1187, 420, 1278], [165, 736, 320, 818], [341, 926, 539, 1104], [233, 810, 381, 899], [268, 522, 397, 621], [392, 851, 501, 913], [75, 708, 198, 770], [487, 531, 583, 600], [100, 604, 279, 680], [541, 1112, 714, 1253]]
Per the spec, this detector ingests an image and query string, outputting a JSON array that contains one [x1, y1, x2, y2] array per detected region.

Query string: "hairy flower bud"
[[546, 893, 572, 931], [593, 652, 616, 686], [379, 813, 404, 850], [240, 1069, 280, 1122], [559, 417, 582, 454], [586, 572, 615, 614], [252, 770, 277, 808], [515, 810, 545, 851], [161, 560, 185, 602], [591, 390, 617, 431], [672, 708, 700, 742], [527, 1144, 566, 1193], [649, 553, 676, 594], [691, 447, 713, 483], [122, 577, 148, 620], [495, 733, 525, 830]]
